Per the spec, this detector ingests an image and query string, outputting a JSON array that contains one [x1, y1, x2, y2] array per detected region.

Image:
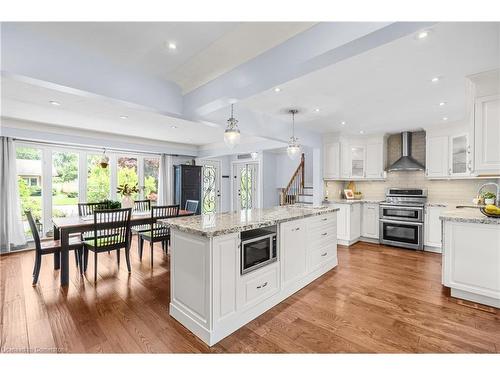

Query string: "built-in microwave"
[[240, 226, 277, 275]]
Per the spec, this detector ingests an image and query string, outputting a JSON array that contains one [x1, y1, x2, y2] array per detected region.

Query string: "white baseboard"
[[451, 288, 500, 308]]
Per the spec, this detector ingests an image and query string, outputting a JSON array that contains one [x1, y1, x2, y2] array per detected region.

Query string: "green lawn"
[[28, 194, 78, 206]]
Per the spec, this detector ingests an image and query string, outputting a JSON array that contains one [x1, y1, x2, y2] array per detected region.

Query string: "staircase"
[[279, 153, 314, 206]]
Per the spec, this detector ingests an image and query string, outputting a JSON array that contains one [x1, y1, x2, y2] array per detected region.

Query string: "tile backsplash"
[[324, 172, 500, 204]]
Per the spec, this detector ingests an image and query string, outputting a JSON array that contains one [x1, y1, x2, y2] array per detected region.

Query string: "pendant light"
[[287, 109, 301, 160], [224, 103, 241, 148], [99, 149, 109, 168]]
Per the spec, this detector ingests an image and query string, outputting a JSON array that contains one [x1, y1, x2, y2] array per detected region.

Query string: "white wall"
[[262, 151, 278, 208]]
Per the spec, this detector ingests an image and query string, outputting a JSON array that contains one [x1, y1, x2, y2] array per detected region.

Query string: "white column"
[[312, 147, 323, 206]]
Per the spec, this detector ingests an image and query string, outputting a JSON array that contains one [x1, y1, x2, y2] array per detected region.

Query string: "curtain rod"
[[11, 137, 178, 157]]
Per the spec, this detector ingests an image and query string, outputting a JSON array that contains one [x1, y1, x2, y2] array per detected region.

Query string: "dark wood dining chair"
[[26, 210, 82, 285], [185, 200, 199, 213], [80, 208, 132, 283], [78, 202, 110, 216], [133, 199, 151, 212], [138, 205, 179, 267]]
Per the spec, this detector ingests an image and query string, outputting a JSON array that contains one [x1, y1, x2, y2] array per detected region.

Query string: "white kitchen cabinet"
[[331, 203, 361, 246], [449, 134, 471, 176], [424, 206, 446, 252], [361, 203, 379, 239], [474, 94, 500, 174], [365, 142, 385, 179], [426, 136, 449, 178], [281, 219, 307, 287], [323, 141, 340, 179], [340, 141, 351, 179], [350, 146, 365, 178], [442, 220, 500, 308]]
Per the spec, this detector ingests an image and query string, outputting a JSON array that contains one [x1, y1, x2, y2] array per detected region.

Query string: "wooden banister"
[[280, 153, 305, 206]]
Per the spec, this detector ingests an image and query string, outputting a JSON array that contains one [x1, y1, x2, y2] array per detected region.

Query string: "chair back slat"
[[185, 200, 199, 213], [148, 205, 179, 235], [78, 202, 110, 216], [25, 210, 41, 251], [92, 208, 131, 250], [133, 199, 151, 212]]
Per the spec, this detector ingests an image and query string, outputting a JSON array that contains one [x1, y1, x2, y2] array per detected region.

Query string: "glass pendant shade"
[[224, 128, 241, 148], [224, 103, 241, 148], [287, 137, 301, 160]]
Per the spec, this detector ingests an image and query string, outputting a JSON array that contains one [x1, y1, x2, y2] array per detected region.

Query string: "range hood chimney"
[[387, 132, 425, 172]]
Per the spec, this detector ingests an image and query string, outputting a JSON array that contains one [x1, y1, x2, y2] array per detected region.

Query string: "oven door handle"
[[379, 204, 424, 211], [379, 218, 423, 226]]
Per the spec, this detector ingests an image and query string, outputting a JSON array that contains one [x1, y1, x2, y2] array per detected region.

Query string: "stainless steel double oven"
[[379, 188, 427, 250]]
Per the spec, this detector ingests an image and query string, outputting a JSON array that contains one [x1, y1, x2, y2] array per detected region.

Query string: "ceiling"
[[240, 22, 500, 135], [1, 76, 224, 145], [5, 22, 314, 94]]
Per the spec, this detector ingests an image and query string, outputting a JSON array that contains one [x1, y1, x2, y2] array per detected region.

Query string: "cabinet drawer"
[[308, 244, 336, 272], [307, 225, 336, 248], [239, 265, 279, 309], [307, 214, 336, 228]]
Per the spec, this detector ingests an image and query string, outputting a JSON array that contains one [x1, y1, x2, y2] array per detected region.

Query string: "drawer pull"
[[321, 232, 328, 236], [321, 252, 328, 257], [321, 218, 328, 221], [256, 282, 268, 289], [292, 227, 300, 231]]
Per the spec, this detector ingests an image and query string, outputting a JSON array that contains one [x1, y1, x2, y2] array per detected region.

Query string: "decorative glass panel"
[[202, 165, 216, 214], [240, 166, 253, 209], [52, 151, 79, 218], [16, 146, 43, 240], [117, 156, 139, 200], [452, 135, 467, 174], [87, 155, 110, 202], [144, 157, 159, 203]]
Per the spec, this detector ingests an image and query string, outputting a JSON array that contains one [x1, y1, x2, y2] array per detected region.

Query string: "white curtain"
[[158, 154, 173, 205], [0, 137, 27, 252]]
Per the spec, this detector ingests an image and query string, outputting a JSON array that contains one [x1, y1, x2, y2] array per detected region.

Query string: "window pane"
[[117, 156, 138, 200], [87, 155, 110, 202], [16, 146, 43, 240], [144, 157, 159, 203], [52, 151, 79, 218]]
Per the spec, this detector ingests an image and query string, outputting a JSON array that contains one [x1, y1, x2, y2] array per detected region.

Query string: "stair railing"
[[279, 153, 305, 206]]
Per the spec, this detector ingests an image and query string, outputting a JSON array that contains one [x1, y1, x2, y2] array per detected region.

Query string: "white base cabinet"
[[442, 220, 500, 308], [424, 206, 447, 252], [361, 203, 379, 239], [169, 213, 338, 346], [330, 203, 361, 245]]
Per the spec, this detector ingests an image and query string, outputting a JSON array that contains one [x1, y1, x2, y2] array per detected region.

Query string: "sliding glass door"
[[52, 151, 79, 218], [87, 154, 110, 202]]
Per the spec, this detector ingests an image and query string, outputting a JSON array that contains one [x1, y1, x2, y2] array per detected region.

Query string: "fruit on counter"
[[484, 204, 500, 214]]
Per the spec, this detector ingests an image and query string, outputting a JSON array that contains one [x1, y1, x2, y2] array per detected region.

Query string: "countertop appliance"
[[240, 225, 277, 274], [379, 188, 427, 250]]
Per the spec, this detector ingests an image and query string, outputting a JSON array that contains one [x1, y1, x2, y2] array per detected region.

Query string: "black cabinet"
[[174, 164, 202, 214]]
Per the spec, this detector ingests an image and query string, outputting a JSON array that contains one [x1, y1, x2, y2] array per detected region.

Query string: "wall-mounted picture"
[[344, 189, 354, 199]]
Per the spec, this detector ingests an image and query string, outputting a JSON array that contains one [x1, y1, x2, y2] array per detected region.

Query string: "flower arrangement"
[[116, 183, 139, 197]]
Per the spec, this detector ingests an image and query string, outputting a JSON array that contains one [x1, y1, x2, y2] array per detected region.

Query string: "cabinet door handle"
[[321, 252, 328, 257], [322, 232, 328, 236], [292, 227, 300, 231], [257, 282, 268, 289], [321, 218, 328, 221]]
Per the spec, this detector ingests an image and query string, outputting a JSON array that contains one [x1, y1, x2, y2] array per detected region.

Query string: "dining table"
[[52, 209, 194, 286]]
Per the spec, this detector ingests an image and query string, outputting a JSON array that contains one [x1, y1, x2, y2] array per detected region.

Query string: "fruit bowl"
[[479, 207, 500, 218]]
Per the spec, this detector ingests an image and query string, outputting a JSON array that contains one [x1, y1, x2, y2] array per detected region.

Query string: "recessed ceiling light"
[[431, 76, 440, 83], [49, 100, 61, 106], [171, 125, 178, 129], [274, 87, 281, 93], [359, 130, 365, 134], [119, 115, 128, 120], [341, 121, 346, 126], [439, 102, 447, 106], [168, 42, 177, 50], [442, 116, 448, 121], [314, 108, 320, 112], [416, 30, 429, 39]]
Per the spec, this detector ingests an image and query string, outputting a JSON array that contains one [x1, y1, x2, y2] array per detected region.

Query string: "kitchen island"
[[440, 208, 500, 308], [161, 205, 339, 346]]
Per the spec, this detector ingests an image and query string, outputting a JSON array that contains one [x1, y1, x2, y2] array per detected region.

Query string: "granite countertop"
[[440, 208, 500, 225], [160, 205, 339, 237], [324, 199, 383, 205]]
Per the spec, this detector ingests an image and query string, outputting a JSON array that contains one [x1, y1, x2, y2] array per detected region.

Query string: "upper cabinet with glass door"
[[450, 134, 471, 176], [350, 146, 365, 178]]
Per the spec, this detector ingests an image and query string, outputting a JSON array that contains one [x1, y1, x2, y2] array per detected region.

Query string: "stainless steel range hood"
[[387, 132, 425, 172]]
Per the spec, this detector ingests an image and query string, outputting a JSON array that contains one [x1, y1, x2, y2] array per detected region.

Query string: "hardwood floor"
[[1, 240, 499, 353]]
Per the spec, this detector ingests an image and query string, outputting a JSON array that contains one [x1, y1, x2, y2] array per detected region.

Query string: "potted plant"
[[99, 199, 121, 209], [482, 192, 496, 205], [116, 183, 139, 208]]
